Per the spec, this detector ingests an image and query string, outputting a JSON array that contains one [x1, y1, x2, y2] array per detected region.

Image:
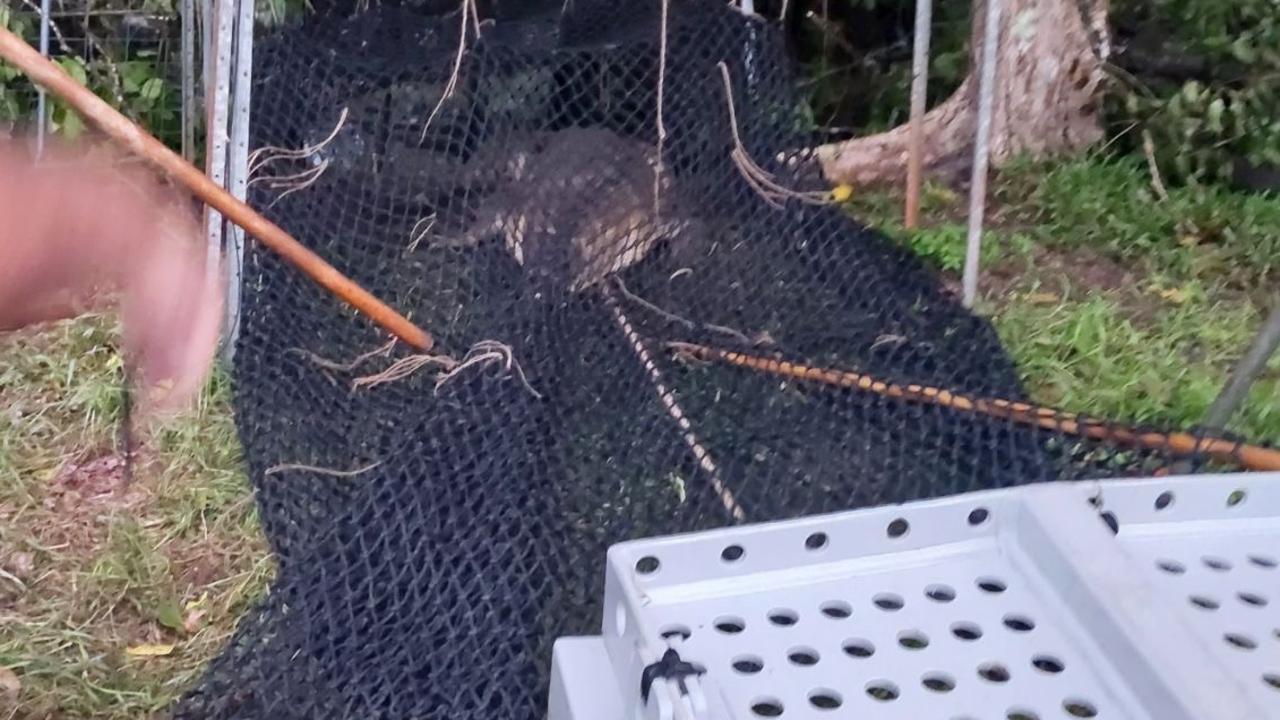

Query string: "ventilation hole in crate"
[[715, 616, 746, 634], [873, 593, 904, 611], [842, 638, 875, 658], [925, 584, 956, 602], [1225, 633, 1257, 650], [1154, 491, 1174, 510], [898, 630, 929, 650], [1264, 674, 1280, 691], [1227, 488, 1247, 507], [805, 532, 828, 551], [808, 689, 842, 710], [968, 507, 990, 526], [1063, 699, 1098, 718], [978, 662, 1011, 683], [977, 577, 1007, 594], [922, 672, 955, 692], [1156, 559, 1186, 574], [721, 544, 745, 562], [636, 556, 660, 574], [750, 698, 784, 717], [732, 655, 764, 674], [768, 608, 799, 626], [788, 646, 820, 666], [951, 622, 983, 641], [1238, 592, 1268, 607], [659, 624, 691, 640], [1250, 554, 1278, 569], [1190, 595, 1220, 610], [887, 518, 909, 538], [820, 601, 852, 619], [1203, 556, 1232, 571], [1006, 710, 1040, 720], [865, 680, 899, 701], [1032, 655, 1065, 673], [1003, 614, 1036, 632]]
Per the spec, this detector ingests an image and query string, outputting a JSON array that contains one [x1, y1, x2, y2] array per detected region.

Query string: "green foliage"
[[0, 6, 36, 127], [795, 0, 971, 130], [1110, 0, 1280, 184], [0, 7, 183, 146]]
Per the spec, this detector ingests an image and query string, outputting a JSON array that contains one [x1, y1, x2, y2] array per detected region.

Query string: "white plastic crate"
[[549, 472, 1280, 720]]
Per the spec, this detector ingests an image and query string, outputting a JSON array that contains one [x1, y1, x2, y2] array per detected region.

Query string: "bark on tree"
[[816, 0, 1110, 187]]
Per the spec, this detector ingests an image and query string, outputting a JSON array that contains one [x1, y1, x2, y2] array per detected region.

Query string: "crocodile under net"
[[173, 1, 1250, 717]]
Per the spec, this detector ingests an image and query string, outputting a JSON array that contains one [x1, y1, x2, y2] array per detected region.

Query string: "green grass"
[[846, 152, 1280, 443], [0, 317, 269, 720]]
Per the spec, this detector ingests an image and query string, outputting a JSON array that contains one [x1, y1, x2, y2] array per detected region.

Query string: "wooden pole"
[[0, 26, 434, 352]]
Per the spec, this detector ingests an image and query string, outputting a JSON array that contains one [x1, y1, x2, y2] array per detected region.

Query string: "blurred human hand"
[[0, 139, 223, 420]]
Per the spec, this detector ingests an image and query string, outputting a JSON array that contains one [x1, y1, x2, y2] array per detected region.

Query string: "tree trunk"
[[816, 0, 1110, 187]]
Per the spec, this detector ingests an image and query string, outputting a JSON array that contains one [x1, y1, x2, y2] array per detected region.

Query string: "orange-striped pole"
[[669, 341, 1280, 472]]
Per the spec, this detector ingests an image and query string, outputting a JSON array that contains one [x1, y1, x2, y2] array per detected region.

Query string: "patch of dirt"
[[170, 541, 233, 591], [32, 452, 151, 552], [46, 453, 148, 510], [981, 244, 1165, 324]]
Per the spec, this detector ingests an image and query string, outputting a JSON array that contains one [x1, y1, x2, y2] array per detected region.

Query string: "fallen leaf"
[[1159, 287, 1188, 304], [1026, 292, 1060, 305], [183, 609, 209, 635], [5, 552, 34, 580], [0, 666, 19, 704], [126, 643, 175, 657], [155, 596, 185, 633], [830, 184, 854, 202]]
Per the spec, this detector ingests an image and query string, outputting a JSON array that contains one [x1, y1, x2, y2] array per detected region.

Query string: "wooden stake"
[[0, 27, 434, 352]]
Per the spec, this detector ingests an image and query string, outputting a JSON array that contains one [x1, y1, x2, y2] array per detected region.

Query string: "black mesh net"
[[173, 1, 1250, 717]]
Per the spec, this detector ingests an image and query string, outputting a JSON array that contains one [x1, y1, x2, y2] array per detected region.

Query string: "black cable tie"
[[640, 648, 706, 703]]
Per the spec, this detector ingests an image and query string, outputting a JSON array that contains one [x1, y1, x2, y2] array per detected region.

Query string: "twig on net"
[[248, 108, 349, 177], [352, 353, 459, 390], [667, 340, 1280, 472], [613, 277, 694, 329], [614, 278, 759, 345], [419, 0, 476, 143], [265, 460, 382, 478], [267, 160, 331, 207], [406, 214, 438, 253], [605, 289, 746, 522], [716, 62, 831, 209], [287, 338, 397, 373], [434, 340, 542, 399]]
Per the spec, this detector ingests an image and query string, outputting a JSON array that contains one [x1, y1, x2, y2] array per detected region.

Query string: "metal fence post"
[[961, 0, 1001, 309], [904, 0, 932, 229], [181, 0, 196, 160], [220, 0, 253, 359], [35, 0, 51, 156], [1202, 304, 1280, 431]]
